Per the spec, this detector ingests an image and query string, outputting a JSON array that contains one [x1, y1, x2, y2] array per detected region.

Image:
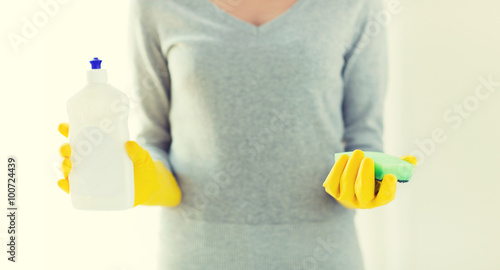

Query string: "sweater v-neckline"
[[206, 0, 305, 34]]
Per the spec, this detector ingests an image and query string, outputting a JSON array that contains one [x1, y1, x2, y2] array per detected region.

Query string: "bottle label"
[[69, 126, 128, 197]]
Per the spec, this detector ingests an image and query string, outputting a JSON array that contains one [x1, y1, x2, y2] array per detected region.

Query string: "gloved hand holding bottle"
[[57, 123, 182, 207]]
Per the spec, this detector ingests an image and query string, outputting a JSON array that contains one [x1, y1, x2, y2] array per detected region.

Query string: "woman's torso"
[[142, 0, 371, 268]]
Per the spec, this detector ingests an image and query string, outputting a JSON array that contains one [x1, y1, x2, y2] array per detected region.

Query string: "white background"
[[0, 0, 499, 269]]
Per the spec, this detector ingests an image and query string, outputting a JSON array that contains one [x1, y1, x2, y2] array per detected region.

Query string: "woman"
[[58, 0, 403, 269]]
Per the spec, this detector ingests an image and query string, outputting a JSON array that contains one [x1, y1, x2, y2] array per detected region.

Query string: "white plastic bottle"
[[67, 57, 134, 211]]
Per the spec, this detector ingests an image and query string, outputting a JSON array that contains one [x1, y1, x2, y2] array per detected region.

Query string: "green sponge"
[[334, 152, 415, 183]]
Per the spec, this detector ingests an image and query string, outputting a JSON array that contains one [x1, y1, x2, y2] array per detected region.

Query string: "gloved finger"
[[372, 173, 397, 207], [337, 199, 358, 209], [339, 149, 364, 201], [62, 158, 72, 179], [57, 179, 70, 194], [58, 123, 69, 138], [125, 141, 152, 165], [355, 157, 375, 207], [400, 155, 417, 166], [59, 143, 71, 158], [323, 154, 349, 199], [375, 180, 381, 195]]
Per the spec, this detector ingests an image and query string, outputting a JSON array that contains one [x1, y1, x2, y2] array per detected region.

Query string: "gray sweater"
[[130, 0, 387, 269]]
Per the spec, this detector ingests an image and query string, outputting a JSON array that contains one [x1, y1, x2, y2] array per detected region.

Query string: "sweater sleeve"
[[341, 0, 388, 153], [129, 0, 174, 172]]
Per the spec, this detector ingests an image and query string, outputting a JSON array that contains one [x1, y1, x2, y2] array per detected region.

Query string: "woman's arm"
[[341, 0, 388, 153], [130, 0, 172, 170], [129, 0, 181, 206]]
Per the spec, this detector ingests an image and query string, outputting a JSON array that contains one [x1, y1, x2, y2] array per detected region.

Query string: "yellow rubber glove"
[[57, 123, 181, 207], [323, 149, 417, 209]]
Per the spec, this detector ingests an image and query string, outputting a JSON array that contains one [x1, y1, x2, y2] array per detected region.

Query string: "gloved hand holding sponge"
[[57, 122, 182, 208], [323, 149, 417, 209]]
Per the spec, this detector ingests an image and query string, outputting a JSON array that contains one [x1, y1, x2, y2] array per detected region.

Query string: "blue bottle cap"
[[90, 57, 102, 69]]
